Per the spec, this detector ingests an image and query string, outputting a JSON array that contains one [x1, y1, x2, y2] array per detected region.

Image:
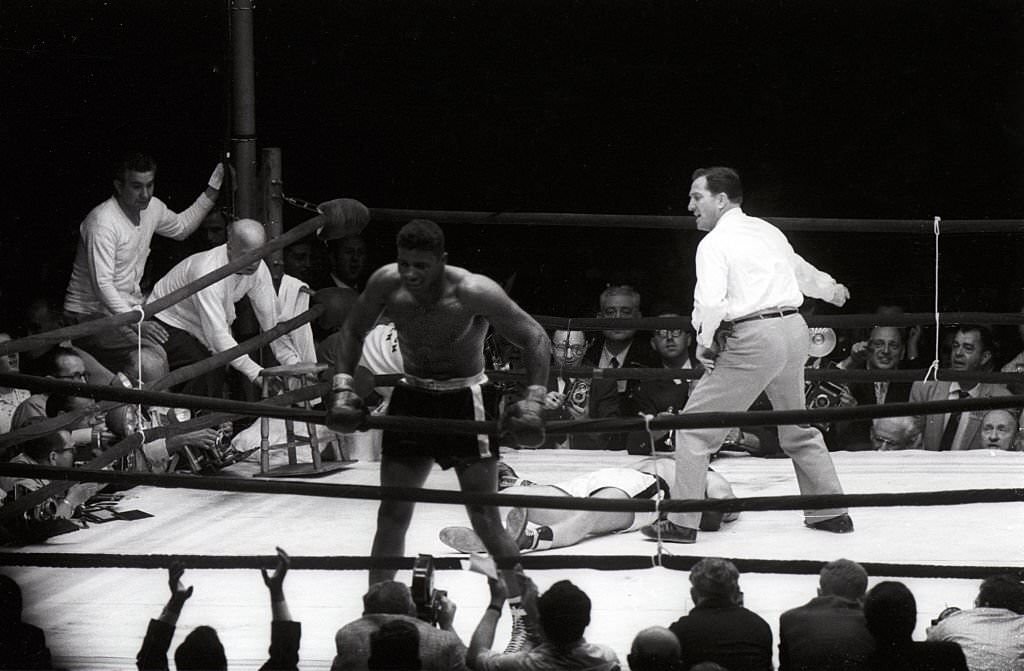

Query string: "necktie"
[[938, 390, 970, 451], [609, 356, 620, 368]]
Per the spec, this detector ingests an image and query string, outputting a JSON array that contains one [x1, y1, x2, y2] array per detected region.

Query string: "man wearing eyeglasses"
[[627, 314, 699, 454], [11, 347, 91, 430], [833, 325, 915, 450], [541, 329, 619, 449], [641, 166, 852, 544]]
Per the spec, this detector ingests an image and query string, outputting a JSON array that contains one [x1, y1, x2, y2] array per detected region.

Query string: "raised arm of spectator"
[[136, 562, 193, 671], [258, 546, 301, 671], [468, 576, 509, 670]]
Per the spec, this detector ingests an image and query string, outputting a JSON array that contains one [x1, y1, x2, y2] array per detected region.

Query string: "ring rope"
[[0, 551, 1013, 580], [4, 372, 1022, 438], [532, 312, 1024, 331], [0, 305, 323, 452], [0, 383, 327, 524], [0, 463, 1019, 516]]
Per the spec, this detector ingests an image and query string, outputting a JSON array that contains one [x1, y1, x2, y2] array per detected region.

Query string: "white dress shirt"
[[147, 244, 300, 381], [692, 208, 839, 348]]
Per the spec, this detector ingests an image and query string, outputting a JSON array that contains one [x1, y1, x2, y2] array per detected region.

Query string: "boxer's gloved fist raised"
[[501, 385, 547, 448], [326, 373, 366, 433]]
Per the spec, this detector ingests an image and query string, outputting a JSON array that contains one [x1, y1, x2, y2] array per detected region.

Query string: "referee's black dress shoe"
[[640, 519, 698, 543], [805, 513, 854, 533]]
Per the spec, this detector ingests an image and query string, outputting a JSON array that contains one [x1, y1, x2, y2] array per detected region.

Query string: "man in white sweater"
[[64, 152, 224, 384], [147, 219, 301, 398]]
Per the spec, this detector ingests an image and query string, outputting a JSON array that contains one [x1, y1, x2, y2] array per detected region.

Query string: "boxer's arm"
[[332, 267, 394, 377], [463, 274, 549, 388]]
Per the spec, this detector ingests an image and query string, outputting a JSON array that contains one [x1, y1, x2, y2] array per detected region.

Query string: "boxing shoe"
[[497, 462, 535, 490], [805, 513, 854, 533], [640, 519, 698, 544], [439, 508, 530, 553]]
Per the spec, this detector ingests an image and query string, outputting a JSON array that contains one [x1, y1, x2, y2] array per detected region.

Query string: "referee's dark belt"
[[728, 307, 799, 326]]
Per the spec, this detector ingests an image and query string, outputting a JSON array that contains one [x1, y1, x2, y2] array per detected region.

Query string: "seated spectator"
[[45, 394, 118, 459], [0, 573, 53, 670], [331, 580, 466, 671], [541, 329, 619, 450], [145, 219, 302, 398], [0, 333, 30, 434], [979, 409, 1019, 451], [136, 547, 299, 671], [12, 347, 91, 430], [327, 234, 369, 291], [909, 325, 1010, 451], [468, 573, 619, 670], [367, 620, 422, 670], [0, 425, 102, 543], [627, 626, 682, 671], [863, 581, 967, 671], [627, 314, 698, 454], [870, 416, 924, 451], [834, 326, 916, 450], [668, 557, 772, 671], [585, 285, 660, 405], [778, 558, 874, 671], [926, 574, 1024, 671]]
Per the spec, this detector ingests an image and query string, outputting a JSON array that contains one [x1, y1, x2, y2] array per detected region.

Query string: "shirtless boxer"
[[325, 219, 551, 587], [438, 458, 739, 553]]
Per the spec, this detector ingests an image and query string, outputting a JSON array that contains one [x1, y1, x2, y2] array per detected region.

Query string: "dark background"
[[2, 0, 1024, 330]]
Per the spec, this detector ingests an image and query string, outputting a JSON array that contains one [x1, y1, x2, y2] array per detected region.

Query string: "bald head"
[[628, 627, 681, 671], [227, 219, 267, 274]]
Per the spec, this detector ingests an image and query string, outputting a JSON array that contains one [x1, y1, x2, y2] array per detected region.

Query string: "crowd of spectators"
[[7, 556, 1019, 670]]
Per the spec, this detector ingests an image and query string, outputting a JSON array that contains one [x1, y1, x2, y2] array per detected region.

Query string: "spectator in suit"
[[870, 416, 924, 451], [910, 325, 1010, 450], [628, 626, 682, 671], [835, 326, 916, 450], [0, 574, 53, 670], [863, 581, 967, 671], [542, 329, 619, 450], [627, 314, 699, 454], [778, 558, 875, 671], [926, 573, 1024, 671], [585, 285, 660, 404], [327, 235, 369, 291], [332, 580, 467, 671], [136, 547, 299, 671], [668, 557, 773, 671]]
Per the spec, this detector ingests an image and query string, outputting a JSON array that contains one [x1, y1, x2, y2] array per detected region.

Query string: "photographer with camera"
[[331, 575, 468, 671]]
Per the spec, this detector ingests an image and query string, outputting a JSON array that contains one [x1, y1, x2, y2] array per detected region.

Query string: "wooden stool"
[[257, 363, 351, 477]]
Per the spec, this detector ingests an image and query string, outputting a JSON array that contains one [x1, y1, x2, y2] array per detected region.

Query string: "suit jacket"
[[545, 366, 620, 450], [779, 595, 875, 671], [668, 598, 774, 671], [834, 380, 914, 451], [909, 381, 1011, 451], [584, 337, 661, 404]]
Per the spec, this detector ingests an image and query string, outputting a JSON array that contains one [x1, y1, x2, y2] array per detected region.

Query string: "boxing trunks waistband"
[[636, 473, 672, 501], [725, 307, 799, 326], [399, 371, 489, 392]]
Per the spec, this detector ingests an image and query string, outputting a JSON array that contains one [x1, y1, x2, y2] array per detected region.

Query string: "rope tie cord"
[[924, 216, 942, 382]]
